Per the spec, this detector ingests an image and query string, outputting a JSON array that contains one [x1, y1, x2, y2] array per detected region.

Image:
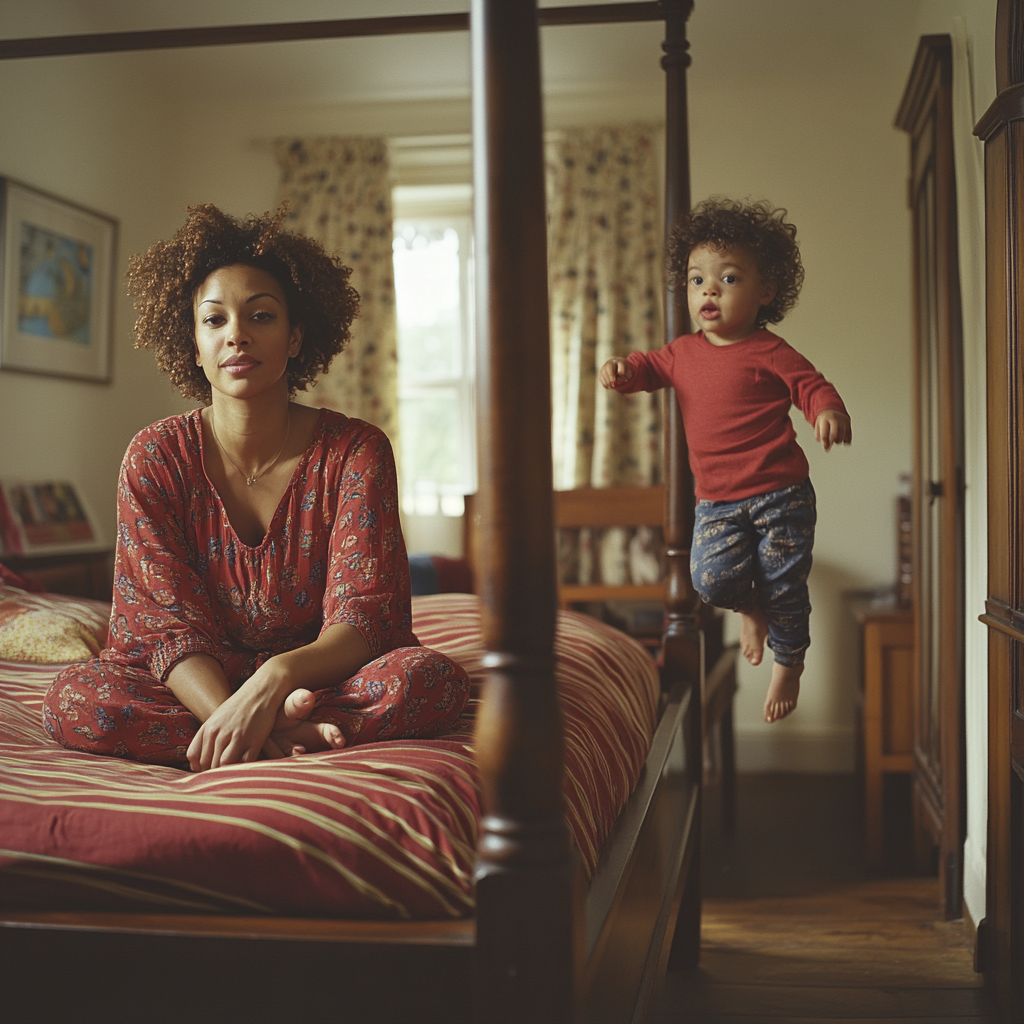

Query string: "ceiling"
[[1, 0, 925, 108]]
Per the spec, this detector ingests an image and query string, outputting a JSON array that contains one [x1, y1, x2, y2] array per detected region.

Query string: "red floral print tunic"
[[101, 409, 414, 687]]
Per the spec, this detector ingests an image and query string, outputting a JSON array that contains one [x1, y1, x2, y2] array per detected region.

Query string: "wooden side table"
[[850, 599, 914, 869]]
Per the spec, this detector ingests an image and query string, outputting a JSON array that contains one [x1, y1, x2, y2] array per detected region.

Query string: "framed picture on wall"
[[0, 177, 116, 383], [0, 479, 100, 556]]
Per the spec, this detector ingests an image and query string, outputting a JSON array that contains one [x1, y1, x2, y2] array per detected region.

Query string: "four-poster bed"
[[0, 3, 719, 1021]]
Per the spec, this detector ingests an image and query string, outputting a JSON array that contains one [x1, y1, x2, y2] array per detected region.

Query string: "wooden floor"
[[655, 774, 998, 1024]]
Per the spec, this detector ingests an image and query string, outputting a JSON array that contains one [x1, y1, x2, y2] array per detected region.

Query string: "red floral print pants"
[[43, 646, 470, 769]]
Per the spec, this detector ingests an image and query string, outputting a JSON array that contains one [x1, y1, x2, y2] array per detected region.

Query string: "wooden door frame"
[[896, 33, 967, 922]]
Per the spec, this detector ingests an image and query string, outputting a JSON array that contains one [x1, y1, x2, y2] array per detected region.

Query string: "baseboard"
[[735, 727, 855, 773], [963, 895, 978, 944], [961, 885, 991, 975], [962, 834, 986, 944]]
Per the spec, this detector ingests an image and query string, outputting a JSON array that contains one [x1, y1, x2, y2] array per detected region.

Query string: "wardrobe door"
[[975, 0, 1024, 1014], [896, 35, 966, 921]]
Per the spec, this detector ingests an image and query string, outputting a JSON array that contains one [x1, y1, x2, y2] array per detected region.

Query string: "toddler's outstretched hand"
[[815, 409, 852, 452], [599, 357, 634, 389]]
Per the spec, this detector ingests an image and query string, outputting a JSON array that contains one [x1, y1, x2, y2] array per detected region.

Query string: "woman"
[[43, 205, 470, 772]]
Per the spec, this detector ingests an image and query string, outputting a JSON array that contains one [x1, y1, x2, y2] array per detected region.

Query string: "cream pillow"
[[0, 585, 108, 664]]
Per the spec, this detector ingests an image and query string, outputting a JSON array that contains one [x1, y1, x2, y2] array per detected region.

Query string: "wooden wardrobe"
[[897, 33, 967, 922], [975, 0, 1024, 1017]]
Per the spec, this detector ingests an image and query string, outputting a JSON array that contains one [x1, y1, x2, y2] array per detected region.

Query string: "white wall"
[[685, 44, 915, 773], [0, 50, 193, 547]]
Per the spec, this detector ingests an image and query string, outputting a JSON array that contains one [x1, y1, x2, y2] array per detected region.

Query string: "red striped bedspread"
[[0, 593, 658, 920]]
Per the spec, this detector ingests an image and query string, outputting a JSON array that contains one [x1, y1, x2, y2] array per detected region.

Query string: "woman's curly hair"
[[125, 204, 360, 403], [667, 198, 804, 327]]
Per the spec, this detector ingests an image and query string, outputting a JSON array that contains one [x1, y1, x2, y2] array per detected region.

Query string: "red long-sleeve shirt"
[[621, 330, 848, 502]]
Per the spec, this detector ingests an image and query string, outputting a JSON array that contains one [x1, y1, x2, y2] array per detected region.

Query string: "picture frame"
[[0, 479, 101, 556], [0, 177, 116, 383]]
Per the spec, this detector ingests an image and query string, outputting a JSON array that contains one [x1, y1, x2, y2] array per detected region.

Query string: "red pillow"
[[431, 555, 473, 594], [0, 563, 45, 593]]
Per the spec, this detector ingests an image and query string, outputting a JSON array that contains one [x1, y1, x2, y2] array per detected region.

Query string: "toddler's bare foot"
[[739, 608, 769, 666], [764, 661, 802, 723]]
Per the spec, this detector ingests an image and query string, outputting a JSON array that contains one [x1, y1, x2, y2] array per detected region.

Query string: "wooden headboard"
[[465, 486, 667, 606]]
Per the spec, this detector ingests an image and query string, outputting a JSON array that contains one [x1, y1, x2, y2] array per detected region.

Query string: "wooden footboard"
[[583, 680, 698, 1024], [0, 913, 477, 1023]]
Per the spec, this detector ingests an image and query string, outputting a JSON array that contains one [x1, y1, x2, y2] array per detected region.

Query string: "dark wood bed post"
[[658, 0, 704, 971], [659, 0, 699, 681], [470, 1, 580, 1021]]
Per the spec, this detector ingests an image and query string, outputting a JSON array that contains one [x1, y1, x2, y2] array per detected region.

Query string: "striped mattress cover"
[[0, 592, 658, 920]]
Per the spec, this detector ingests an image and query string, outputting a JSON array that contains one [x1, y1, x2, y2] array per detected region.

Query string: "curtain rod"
[[0, 3, 662, 60]]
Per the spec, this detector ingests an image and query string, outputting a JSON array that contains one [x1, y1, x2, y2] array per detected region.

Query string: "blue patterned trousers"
[[690, 479, 816, 667]]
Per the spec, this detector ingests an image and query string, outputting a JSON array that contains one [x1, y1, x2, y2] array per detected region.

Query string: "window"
[[392, 185, 475, 519]]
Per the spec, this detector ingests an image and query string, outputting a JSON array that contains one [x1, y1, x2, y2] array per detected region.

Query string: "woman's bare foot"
[[269, 688, 345, 757], [280, 688, 316, 723], [271, 719, 346, 757], [764, 661, 803, 722], [739, 608, 769, 666]]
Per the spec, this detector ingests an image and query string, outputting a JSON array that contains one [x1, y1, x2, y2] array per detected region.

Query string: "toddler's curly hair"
[[125, 204, 359, 403], [667, 198, 804, 327]]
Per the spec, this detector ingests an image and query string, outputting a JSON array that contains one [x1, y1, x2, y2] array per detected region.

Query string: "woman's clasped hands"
[[182, 660, 345, 772]]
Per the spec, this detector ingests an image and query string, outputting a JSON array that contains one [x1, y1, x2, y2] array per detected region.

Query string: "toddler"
[[599, 198, 851, 722]]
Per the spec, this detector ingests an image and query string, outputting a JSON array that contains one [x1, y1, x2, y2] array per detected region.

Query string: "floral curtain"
[[547, 124, 664, 489], [274, 137, 398, 442]]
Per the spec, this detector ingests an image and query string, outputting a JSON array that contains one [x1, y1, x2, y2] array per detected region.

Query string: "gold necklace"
[[211, 407, 291, 487]]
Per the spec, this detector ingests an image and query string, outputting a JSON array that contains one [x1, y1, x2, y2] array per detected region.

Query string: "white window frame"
[[392, 183, 476, 518]]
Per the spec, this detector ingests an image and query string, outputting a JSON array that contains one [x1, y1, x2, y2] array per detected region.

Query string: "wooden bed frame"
[[0, 4, 713, 1021], [551, 486, 737, 826]]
